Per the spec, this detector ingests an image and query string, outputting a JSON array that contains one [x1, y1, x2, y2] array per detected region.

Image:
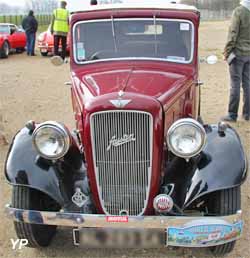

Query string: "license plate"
[[41, 48, 47, 53], [73, 228, 165, 248]]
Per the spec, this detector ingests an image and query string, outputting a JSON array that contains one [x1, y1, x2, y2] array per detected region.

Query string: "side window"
[[6, 26, 11, 34]]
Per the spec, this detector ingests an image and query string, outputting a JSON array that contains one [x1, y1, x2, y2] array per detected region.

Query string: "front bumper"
[[5, 204, 243, 247], [37, 43, 69, 53], [37, 43, 52, 53]]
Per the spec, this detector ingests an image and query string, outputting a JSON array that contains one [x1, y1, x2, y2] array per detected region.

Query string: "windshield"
[[74, 18, 194, 64], [0, 25, 10, 34]]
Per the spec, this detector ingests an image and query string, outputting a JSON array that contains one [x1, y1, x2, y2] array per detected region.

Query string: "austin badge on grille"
[[107, 134, 136, 151]]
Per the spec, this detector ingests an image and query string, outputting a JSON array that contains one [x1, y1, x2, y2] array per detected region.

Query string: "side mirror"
[[206, 55, 218, 65], [50, 56, 64, 66]]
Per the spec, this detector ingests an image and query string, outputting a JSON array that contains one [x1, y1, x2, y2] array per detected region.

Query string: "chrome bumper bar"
[[5, 204, 243, 247], [5, 204, 242, 229]]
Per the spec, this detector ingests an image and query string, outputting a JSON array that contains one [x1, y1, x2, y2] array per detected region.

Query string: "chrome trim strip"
[[90, 110, 153, 216], [5, 204, 242, 230], [72, 18, 195, 65]]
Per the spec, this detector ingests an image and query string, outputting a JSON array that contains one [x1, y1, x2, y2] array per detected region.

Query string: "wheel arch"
[[0, 40, 10, 58], [4, 39, 10, 48]]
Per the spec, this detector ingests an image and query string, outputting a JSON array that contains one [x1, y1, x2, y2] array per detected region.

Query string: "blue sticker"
[[167, 221, 243, 247]]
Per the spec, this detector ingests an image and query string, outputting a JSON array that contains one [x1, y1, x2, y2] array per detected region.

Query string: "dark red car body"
[[0, 23, 26, 58], [70, 8, 199, 214]]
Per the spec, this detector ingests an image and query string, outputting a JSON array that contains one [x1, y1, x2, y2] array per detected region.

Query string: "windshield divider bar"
[[111, 15, 118, 53], [153, 15, 158, 55]]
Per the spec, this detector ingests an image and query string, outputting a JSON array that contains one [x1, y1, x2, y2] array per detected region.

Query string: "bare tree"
[[0, 2, 27, 15], [181, 0, 240, 10], [25, 0, 57, 14]]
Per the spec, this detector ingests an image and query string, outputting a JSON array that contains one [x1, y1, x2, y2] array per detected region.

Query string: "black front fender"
[[5, 127, 84, 207], [184, 124, 247, 207], [164, 124, 247, 209]]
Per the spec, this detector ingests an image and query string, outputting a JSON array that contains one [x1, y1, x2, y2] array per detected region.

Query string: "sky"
[[0, 0, 26, 6]]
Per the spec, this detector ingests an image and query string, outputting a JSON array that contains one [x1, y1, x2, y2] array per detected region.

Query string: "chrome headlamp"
[[167, 118, 206, 159], [32, 121, 70, 160]]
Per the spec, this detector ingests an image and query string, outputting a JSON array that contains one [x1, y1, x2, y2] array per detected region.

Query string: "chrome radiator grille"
[[90, 111, 153, 216]]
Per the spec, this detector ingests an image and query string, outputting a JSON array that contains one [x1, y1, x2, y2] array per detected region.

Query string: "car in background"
[[0, 23, 26, 58], [37, 25, 70, 56]]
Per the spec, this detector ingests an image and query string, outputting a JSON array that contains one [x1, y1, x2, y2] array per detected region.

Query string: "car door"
[[16, 26, 26, 48], [9, 25, 19, 49]]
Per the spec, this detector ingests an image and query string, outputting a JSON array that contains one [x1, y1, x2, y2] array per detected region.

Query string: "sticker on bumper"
[[106, 216, 128, 223], [167, 220, 243, 247]]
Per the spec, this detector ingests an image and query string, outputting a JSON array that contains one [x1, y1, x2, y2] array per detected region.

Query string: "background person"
[[51, 1, 69, 60], [222, 0, 250, 122], [22, 10, 38, 56]]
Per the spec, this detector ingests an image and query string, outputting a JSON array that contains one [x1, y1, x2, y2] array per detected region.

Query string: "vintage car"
[[0, 23, 26, 58], [37, 25, 70, 56], [4, 2, 248, 256]]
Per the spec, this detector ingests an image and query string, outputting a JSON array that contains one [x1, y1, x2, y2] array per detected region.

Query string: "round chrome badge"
[[153, 194, 174, 213]]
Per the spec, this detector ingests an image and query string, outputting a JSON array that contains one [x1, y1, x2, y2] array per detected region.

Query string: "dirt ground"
[[0, 21, 249, 258]]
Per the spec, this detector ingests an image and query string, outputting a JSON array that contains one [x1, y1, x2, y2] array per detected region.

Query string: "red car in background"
[[37, 25, 70, 56], [0, 23, 26, 58]]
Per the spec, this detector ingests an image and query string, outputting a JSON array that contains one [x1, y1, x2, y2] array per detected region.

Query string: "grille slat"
[[90, 111, 153, 216]]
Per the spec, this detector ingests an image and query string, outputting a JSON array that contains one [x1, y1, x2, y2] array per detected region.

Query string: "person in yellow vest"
[[51, 1, 69, 60]]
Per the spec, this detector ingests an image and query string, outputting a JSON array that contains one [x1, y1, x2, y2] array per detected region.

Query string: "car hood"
[[0, 33, 8, 38], [75, 68, 189, 99]]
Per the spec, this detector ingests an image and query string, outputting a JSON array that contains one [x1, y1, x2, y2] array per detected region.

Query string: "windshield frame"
[[73, 18, 195, 65]]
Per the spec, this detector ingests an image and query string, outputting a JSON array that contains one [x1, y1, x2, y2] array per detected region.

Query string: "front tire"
[[208, 186, 241, 256], [12, 185, 60, 248], [0, 41, 10, 58]]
